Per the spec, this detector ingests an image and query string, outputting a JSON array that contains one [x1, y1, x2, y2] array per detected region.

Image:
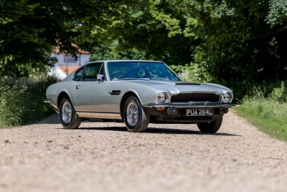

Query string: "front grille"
[[171, 93, 220, 103]]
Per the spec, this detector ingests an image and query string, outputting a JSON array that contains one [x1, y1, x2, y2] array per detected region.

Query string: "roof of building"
[[55, 43, 90, 54], [59, 66, 80, 75]]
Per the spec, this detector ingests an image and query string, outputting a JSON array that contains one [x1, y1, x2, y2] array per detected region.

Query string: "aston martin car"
[[45, 60, 233, 133]]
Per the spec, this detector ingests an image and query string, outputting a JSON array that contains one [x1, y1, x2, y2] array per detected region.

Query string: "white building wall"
[[51, 53, 91, 66], [48, 65, 67, 80], [80, 54, 90, 65]]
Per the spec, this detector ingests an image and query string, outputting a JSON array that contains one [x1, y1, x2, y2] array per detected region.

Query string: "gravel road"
[[0, 110, 287, 192]]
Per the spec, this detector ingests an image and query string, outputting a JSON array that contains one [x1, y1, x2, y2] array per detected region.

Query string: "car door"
[[74, 63, 107, 112]]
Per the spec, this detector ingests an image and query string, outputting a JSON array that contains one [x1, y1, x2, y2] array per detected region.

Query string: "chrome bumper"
[[143, 103, 233, 109]]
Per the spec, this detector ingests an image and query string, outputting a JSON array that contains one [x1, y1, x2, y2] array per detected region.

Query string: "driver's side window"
[[83, 63, 102, 81], [74, 68, 84, 81]]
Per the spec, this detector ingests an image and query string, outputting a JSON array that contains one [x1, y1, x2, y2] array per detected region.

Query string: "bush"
[[171, 63, 287, 103], [236, 93, 287, 141], [0, 75, 58, 127], [271, 82, 287, 102], [170, 63, 212, 82]]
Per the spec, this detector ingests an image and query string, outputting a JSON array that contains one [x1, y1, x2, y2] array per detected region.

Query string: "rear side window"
[[74, 68, 84, 81], [83, 64, 102, 81]]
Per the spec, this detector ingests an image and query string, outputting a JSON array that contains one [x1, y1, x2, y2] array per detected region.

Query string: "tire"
[[59, 98, 81, 129], [197, 117, 223, 133], [123, 96, 150, 132]]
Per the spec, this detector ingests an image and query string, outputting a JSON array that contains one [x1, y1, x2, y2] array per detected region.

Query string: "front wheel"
[[123, 96, 150, 132], [197, 117, 223, 133], [59, 98, 81, 129]]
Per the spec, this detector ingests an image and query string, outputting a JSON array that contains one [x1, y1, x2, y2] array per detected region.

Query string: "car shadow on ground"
[[38, 116, 239, 137], [36, 114, 61, 124], [71, 126, 240, 136]]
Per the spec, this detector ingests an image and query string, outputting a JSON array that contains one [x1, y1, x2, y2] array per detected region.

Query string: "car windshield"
[[107, 62, 181, 81]]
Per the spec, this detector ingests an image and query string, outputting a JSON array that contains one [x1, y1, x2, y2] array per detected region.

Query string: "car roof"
[[71, 60, 165, 76], [67, 60, 165, 78], [62, 60, 172, 82], [86, 60, 164, 64]]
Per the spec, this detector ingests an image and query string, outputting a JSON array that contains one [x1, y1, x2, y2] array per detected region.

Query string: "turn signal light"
[[156, 107, 166, 110]]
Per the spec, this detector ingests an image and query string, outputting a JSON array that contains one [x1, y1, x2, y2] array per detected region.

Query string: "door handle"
[[76, 85, 80, 89]]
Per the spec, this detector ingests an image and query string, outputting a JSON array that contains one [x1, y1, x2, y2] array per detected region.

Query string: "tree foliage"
[[0, 0, 134, 77], [90, 41, 146, 61], [91, 0, 287, 98], [179, 0, 287, 83], [2, 0, 287, 98], [91, 0, 196, 65]]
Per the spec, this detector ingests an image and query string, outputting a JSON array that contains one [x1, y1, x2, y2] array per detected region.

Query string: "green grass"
[[234, 97, 287, 141], [0, 75, 58, 127]]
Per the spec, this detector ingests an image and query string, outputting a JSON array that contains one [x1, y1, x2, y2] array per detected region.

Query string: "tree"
[[93, 0, 287, 97], [0, 0, 135, 77], [91, 0, 196, 65], [90, 41, 146, 61], [177, 0, 287, 86]]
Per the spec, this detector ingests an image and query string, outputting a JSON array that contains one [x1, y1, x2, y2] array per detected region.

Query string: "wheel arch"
[[57, 91, 72, 108], [120, 91, 143, 117]]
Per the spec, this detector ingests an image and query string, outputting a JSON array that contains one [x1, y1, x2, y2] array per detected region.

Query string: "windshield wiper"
[[123, 78, 150, 81]]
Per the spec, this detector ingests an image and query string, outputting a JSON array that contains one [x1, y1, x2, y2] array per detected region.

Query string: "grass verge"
[[234, 97, 287, 141], [0, 75, 58, 127]]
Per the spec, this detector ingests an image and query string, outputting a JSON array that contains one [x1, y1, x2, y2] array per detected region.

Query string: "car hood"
[[119, 80, 232, 94]]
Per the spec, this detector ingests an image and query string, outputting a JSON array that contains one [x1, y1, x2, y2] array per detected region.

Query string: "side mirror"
[[97, 74, 105, 81]]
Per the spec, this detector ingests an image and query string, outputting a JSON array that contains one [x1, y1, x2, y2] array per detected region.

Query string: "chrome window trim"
[[104, 61, 111, 81]]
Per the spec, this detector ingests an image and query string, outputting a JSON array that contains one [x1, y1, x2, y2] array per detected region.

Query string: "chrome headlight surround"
[[157, 92, 171, 103], [221, 92, 233, 103]]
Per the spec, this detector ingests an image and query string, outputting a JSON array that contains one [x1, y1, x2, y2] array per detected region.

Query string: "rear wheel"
[[59, 98, 81, 129], [197, 117, 223, 133], [123, 96, 150, 132]]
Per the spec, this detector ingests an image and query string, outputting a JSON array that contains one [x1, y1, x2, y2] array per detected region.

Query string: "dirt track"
[[0, 111, 287, 192]]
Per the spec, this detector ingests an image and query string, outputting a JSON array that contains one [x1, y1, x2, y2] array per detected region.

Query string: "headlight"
[[221, 92, 233, 103], [157, 92, 171, 103]]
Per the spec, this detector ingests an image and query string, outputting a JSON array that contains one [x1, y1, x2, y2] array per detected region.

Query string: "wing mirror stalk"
[[97, 74, 105, 81]]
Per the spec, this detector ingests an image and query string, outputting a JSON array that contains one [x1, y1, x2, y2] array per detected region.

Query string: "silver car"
[[45, 60, 233, 133]]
